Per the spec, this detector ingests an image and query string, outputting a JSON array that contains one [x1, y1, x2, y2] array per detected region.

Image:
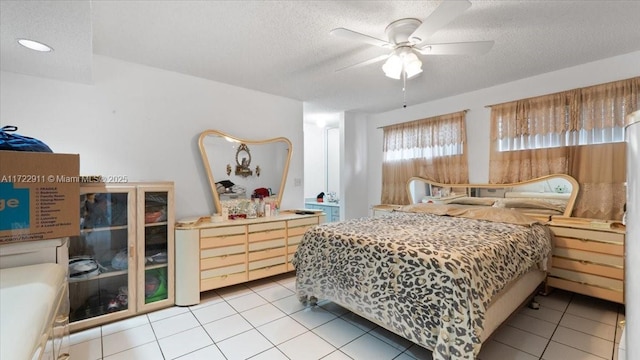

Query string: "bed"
[[292, 203, 554, 359]]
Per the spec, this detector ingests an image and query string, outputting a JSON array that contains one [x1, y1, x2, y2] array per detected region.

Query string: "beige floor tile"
[[507, 313, 557, 339], [535, 290, 572, 312], [158, 326, 214, 359], [492, 325, 548, 357], [552, 326, 614, 359], [542, 341, 607, 360], [477, 339, 538, 360], [102, 324, 156, 357], [102, 341, 163, 360], [566, 297, 618, 325], [519, 305, 564, 324], [69, 337, 102, 360], [560, 313, 616, 341]]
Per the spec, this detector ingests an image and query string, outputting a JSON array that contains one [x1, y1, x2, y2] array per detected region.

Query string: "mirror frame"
[[406, 174, 580, 217], [198, 129, 293, 214]]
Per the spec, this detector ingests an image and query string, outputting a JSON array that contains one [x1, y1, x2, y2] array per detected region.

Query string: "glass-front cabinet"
[[69, 182, 174, 332], [136, 184, 175, 312]]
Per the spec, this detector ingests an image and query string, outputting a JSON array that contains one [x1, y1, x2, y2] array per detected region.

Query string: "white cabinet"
[[69, 182, 174, 332], [305, 200, 340, 222]]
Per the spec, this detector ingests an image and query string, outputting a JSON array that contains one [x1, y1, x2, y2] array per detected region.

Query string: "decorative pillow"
[[398, 203, 539, 226], [493, 198, 567, 213], [397, 203, 466, 216], [450, 206, 540, 226], [446, 197, 497, 206]]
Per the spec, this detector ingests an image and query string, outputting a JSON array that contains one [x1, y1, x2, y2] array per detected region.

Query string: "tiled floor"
[[69, 273, 625, 360]]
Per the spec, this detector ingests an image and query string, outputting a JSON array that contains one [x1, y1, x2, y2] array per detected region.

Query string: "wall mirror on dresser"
[[406, 174, 579, 220], [198, 129, 293, 214]]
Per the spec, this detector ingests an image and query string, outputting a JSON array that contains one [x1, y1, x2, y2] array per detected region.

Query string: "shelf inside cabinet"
[[145, 263, 168, 271], [145, 221, 169, 228], [69, 268, 129, 283], [80, 225, 128, 234]]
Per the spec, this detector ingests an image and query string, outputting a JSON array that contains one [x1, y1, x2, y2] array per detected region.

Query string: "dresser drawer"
[[249, 264, 288, 281], [201, 244, 245, 258], [249, 238, 285, 252], [551, 257, 624, 280], [201, 263, 246, 279], [248, 245, 286, 262], [201, 225, 246, 238], [549, 268, 623, 291], [201, 233, 245, 249], [201, 272, 247, 291], [288, 225, 312, 237], [553, 236, 624, 256], [201, 253, 246, 270], [288, 234, 304, 246], [546, 277, 623, 304], [249, 256, 286, 271], [550, 226, 624, 244], [248, 221, 286, 233], [288, 217, 319, 228], [248, 229, 286, 242], [553, 248, 623, 267], [287, 244, 299, 255]]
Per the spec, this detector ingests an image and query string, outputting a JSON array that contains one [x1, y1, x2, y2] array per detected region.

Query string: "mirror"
[[407, 174, 579, 219], [198, 130, 292, 214]]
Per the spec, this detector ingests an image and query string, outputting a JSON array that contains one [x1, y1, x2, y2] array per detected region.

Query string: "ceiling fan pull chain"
[[402, 70, 407, 108]]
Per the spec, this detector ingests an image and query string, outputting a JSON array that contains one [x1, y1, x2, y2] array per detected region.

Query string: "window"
[[494, 77, 639, 152], [380, 111, 468, 205]]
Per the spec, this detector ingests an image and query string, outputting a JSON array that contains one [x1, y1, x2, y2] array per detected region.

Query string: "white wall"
[[361, 51, 640, 212], [0, 55, 304, 218], [302, 123, 325, 199], [342, 111, 369, 219]]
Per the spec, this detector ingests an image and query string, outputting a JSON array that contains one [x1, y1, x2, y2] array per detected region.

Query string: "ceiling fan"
[[331, 0, 494, 80]]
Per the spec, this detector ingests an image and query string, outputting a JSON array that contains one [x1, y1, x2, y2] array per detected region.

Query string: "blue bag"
[[0, 125, 52, 152]]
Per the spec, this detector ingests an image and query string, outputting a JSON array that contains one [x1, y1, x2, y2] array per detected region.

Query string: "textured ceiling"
[[2, 1, 640, 116]]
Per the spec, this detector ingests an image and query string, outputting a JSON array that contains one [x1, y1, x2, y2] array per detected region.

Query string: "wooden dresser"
[[547, 218, 625, 304], [175, 212, 324, 305]]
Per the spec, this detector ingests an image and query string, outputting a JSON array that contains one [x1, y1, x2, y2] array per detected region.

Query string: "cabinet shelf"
[[80, 225, 128, 234], [69, 269, 129, 283], [145, 221, 168, 228], [145, 263, 168, 271]]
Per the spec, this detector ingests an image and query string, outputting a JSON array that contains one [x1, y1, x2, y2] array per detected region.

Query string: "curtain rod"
[[376, 109, 469, 129]]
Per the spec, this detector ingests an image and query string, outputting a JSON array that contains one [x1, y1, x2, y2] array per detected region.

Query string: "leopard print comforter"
[[292, 211, 552, 360]]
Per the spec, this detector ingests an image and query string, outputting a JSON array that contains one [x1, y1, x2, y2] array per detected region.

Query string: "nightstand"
[[546, 218, 625, 304], [372, 204, 402, 217]]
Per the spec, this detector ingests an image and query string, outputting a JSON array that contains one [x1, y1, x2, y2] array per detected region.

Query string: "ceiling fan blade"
[[409, 0, 472, 44], [416, 40, 494, 55], [335, 54, 390, 72], [330, 28, 393, 48]]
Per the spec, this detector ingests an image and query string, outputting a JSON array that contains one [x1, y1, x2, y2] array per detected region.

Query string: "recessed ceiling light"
[[17, 39, 53, 52]]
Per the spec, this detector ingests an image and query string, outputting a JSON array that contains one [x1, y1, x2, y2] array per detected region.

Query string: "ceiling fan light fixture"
[[382, 54, 403, 79], [404, 59, 423, 78], [382, 49, 422, 79]]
